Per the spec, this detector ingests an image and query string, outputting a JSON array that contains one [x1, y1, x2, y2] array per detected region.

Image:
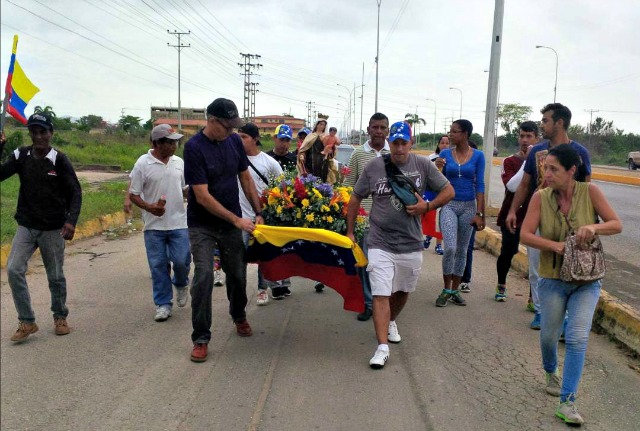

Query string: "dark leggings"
[[496, 226, 521, 285]]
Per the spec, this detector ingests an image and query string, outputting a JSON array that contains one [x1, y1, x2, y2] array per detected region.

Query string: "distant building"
[[253, 115, 306, 136], [150, 106, 307, 138]]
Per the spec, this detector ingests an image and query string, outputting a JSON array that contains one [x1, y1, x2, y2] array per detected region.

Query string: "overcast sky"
[[2, 0, 639, 136]]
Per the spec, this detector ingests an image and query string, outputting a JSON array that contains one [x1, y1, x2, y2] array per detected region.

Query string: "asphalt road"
[[487, 164, 640, 310], [2, 232, 639, 431]]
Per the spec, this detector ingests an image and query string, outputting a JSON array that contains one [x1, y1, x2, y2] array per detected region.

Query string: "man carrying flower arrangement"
[[183, 98, 264, 363], [346, 121, 455, 370], [344, 112, 391, 322]]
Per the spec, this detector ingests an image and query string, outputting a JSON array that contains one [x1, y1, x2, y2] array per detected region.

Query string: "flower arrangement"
[[260, 170, 368, 241]]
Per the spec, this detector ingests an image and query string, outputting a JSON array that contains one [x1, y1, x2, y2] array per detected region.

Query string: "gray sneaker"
[[459, 282, 471, 293], [545, 370, 562, 396], [555, 400, 584, 425], [154, 305, 172, 322], [176, 287, 189, 307], [387, 321, 401, 343]]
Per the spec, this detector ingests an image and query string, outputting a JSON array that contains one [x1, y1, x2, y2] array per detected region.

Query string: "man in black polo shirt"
[[1, 113, 82, 343], [266, 124, 297, 172], [184, 98, 264, 363]]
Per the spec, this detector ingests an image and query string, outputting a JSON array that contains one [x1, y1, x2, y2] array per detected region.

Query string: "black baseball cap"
[[238, 123, 261, 145], [27, 113, 54, 131], [206, 98, 244, 128]]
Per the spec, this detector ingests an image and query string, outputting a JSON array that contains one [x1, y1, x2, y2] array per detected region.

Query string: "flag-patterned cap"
[[389, 121, 412, 143], [275, 124, 293, 139]]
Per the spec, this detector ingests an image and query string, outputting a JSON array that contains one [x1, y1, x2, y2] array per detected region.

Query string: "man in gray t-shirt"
[[346, 121, 454, 370]]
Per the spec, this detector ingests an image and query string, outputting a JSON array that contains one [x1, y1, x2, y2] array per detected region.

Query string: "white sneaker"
[[256, 290, 269, 306], [154, 305, 172, 322], [214, 269, 224, 286], [388, 321, 401, 343], [176, 287, 189, 307], [369, 346, 389, 369]]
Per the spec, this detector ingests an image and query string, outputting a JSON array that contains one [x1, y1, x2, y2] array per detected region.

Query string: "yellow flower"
[[332, 203, 339, 211], [276, 206, 283, 215], [321, 205, 330, 213], [296, 210, 302, 219], [301, 199, 310, 208], [327, 216, 334, 223], [305, 213, 314, 222], [312, 189, 323, 199]]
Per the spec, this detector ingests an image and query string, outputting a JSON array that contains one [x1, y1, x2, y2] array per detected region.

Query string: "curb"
[[476, 227, 640, 355], [0, 211, 127, 269]]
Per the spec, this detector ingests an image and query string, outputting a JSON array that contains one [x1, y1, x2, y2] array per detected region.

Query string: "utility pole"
[[482, 0, 504, 209], [375, 0, 381, 112], [585, 108, 599, 147], [250, 82, 260, 121], [238, 53, 262, 120], [167, 30, 190, 131], [306, 101, 315, 127], [359, 62, 365, 145]]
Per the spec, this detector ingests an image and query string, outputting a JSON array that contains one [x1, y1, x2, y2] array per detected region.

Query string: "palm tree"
[[33, 105, 57, 119], [404, 113, 426, 145]]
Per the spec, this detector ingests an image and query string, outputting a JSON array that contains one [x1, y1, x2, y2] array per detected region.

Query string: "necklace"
[[453, 145, 472, 178]]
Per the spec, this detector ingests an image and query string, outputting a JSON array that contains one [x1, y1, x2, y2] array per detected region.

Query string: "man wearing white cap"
[[129, 124, 191, 322]]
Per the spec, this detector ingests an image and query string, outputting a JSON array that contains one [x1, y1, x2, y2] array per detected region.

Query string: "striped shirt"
[[343, 140, 390, 212]]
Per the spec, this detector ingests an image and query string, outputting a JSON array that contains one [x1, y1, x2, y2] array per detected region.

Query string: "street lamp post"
[[425, 98, 437, 147], [353, 84, 364, 142], [449, 87, 462, 118], [536, 45, 558, 102], [375, 0, 381, 112], [337, 83, 354, 144]]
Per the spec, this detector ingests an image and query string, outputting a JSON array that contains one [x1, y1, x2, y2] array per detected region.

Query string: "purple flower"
[[315, 183, 334, 197], [301, 174, 318, 184]]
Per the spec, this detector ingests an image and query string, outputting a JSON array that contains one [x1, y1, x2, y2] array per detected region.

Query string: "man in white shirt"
[[129, 124, 191, 322], [237, 123, 283, 305]]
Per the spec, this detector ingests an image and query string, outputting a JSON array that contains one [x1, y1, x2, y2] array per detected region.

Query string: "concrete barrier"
[[0, 211, 127, 268]]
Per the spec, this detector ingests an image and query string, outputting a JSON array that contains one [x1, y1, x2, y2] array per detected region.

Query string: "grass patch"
[[1, 178, 130, 244]]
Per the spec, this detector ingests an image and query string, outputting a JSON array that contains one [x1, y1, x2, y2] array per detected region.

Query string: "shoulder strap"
[[247, 159, 269, 185]]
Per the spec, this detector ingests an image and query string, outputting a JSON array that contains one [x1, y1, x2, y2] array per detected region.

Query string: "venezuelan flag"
[[4, 35, 40, 125], [246, 225, 367, 313]]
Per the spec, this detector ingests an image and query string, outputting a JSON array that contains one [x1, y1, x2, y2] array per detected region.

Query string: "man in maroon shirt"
[[494, 121, 538, 301]]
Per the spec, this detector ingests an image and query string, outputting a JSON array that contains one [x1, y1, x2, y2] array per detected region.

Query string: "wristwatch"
[[476, 212, 484, 217]]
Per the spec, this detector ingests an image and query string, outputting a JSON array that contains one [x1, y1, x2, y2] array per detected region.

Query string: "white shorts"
[[367, 249, 423, 297]]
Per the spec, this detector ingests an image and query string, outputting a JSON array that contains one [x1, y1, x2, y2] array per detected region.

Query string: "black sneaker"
[[449, 291, 467, 306], [314, 282, 324, 293], [283, 287, 292, 297], [357, 307, 373, 321], [271, 287, 285, 300]]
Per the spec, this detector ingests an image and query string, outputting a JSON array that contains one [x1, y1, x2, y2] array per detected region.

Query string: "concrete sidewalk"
[[1, 232, 639, 430]]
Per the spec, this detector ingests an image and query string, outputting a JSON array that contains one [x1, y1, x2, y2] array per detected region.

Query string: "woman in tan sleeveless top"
[[521, 144, 622, 426]]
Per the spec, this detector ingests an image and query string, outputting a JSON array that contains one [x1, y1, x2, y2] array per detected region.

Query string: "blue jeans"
[[7, 226, 69, 322], [190, 226, 248, 344], [357, 227, 372, 309], [462, 227, 476, 283], [528, 246, 541, 313], [143, 229, 191, 307], [538, 278, 601, 402]]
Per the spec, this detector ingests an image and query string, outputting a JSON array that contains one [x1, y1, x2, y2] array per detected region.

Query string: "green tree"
[[118, 115, 142, 133], [589, 117, 614, 136], [470, 133, 483, 148], [497, 103, 533, 136], [143, 118, 154, 130], [53, 117, 73, 131], [404, 113, 426, 144], [77, 114, 104, 132]]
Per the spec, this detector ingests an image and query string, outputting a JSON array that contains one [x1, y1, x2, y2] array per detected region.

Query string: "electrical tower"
[[305, 101, 315, 127], [167, 30, 190, 131], [249, 82, 260, 121], [238, 53, 262, 120]]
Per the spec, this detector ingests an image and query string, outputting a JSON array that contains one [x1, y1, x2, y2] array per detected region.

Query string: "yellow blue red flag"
[[246, 225, 367, 312], [4, 35, 40, 125]]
